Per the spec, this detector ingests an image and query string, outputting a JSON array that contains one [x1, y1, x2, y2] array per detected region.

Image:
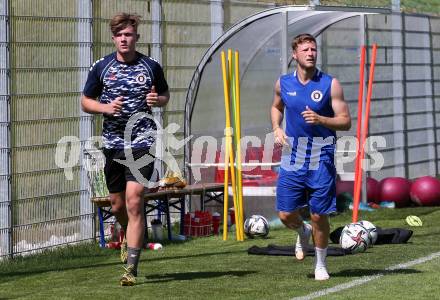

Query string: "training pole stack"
[[352, 44, 378, 223], [220, 49, 245, 241]]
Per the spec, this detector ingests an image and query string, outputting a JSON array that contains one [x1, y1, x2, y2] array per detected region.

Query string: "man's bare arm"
[[81, 95, 123, 115], [271, 79, 288, 145], [146, 86, 170, 107]]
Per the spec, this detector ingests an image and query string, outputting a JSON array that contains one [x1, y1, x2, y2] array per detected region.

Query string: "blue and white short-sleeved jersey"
[[83, 51, 169, 149]]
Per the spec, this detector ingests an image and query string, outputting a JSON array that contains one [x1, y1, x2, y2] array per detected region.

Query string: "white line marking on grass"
[[292, 251, 440, 300]]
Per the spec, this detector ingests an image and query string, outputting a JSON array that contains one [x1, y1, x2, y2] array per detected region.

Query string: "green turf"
[[1, 207, 439, 299], [401, 0, 440, 15]]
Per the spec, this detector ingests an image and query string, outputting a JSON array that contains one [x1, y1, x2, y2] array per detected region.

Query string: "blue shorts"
[[276, 159, 336, 215]]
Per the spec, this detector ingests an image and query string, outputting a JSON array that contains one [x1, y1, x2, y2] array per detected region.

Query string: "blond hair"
[[291, 33, 316, 51]]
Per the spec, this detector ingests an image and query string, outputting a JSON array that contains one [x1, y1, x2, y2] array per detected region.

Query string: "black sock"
[[127, 247, 141, 276]]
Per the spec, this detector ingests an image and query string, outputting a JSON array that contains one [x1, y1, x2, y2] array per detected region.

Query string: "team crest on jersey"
[[311, 90, 323, 102], [135, 73, 147, 84]]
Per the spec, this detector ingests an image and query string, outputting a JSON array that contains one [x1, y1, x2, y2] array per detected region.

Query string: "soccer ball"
[[356, 220, 378, 245], [339, 223, 370, 254], [244, 215, 269, 238]]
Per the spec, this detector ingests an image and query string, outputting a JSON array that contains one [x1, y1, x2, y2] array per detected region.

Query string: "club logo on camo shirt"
[[135, 73, 147, 84], [311, 90, 323, 102]]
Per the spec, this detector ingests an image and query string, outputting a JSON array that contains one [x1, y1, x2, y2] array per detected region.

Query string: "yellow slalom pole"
[[223, 129, 232, 240], [220, 51, 231, 240], [228, 133, 239, 241], [229, 50, 240, 240], [227, 49, 240, 241], [230, 51, 243, 241], [234, 50, 244, 241]]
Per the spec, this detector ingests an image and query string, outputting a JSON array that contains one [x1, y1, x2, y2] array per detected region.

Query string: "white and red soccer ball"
[[356, 220, 378, 245], [339, 222, 371, 253]]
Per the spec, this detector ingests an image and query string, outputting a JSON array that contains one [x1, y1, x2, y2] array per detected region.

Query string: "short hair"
[[291, 33, 316, 51], [110, 13, 141, 36]]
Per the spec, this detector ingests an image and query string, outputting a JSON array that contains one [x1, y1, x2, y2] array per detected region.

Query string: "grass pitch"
[[1, 207, 439, 299]]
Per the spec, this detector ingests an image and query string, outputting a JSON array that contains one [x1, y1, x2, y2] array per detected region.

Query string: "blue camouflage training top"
[[83, 51, 169, 149]]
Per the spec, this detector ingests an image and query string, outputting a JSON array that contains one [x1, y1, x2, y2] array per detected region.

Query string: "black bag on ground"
[[248, 244, 350, 256], [329, 226, 413, 245]]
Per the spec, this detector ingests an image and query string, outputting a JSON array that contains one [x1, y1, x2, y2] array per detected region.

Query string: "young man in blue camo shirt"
[[81, 12, 170, 286]]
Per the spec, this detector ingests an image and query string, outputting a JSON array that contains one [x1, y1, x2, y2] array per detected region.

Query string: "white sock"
[[315, 247, 327, 269]]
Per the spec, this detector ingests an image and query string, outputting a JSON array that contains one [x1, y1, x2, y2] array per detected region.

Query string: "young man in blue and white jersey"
[[81, 13, 170, 286], [271, 34, 351, 280]]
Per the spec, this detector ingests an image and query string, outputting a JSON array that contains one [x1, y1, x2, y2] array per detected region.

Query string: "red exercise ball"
[[379, 177, 412, 208], [410, 176, 440, 206], [367, 177, 380, 204], [336, 180, 354, 197]]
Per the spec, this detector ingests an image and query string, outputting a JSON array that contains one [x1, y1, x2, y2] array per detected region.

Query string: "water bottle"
[[151, 219, 164, 241]]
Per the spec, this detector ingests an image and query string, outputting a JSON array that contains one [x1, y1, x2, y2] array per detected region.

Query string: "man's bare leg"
[[311, 213, 330, 280], [110, 192, 128, 263], [124, 181, 145, 276], [279, 210, 312, 260], [110, 192, 128, 227]]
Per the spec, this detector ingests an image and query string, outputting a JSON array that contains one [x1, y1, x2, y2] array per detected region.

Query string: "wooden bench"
[[91, 182, 224, 246]]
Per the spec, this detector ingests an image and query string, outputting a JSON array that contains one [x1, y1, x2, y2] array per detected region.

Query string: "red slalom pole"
[[352, 44, 377, 223], [352, 45, 366, 223]]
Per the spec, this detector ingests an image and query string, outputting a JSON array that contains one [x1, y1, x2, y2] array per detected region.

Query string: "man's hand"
[[274, 127, 288, 146], [301, 105, 321, 125], [146, 85, 159, 107], [104, 96, 123, 115]]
